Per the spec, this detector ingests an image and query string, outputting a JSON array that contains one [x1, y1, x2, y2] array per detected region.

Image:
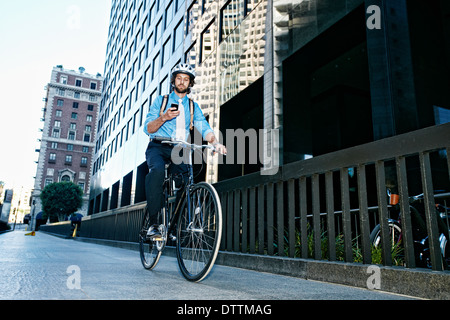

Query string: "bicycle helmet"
[[171, 63, 196, 80]]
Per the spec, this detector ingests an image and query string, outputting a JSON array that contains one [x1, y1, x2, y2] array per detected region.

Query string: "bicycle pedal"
[[152, 236, 163, 242]]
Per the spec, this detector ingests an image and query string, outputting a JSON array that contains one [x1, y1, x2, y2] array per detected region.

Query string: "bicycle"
[[139, 136, 223, 282], [370, 190, 450, 270]]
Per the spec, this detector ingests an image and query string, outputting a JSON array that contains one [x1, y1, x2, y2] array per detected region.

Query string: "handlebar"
[[152, 136, 225, 155]]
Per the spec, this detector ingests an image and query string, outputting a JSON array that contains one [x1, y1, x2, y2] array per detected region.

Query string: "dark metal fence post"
[[357, 164, 372, 264], [325, 171, 336, 261], [396, 156, 416, 268], [375, 161, 392, 266], [419, 152, 443, 271]]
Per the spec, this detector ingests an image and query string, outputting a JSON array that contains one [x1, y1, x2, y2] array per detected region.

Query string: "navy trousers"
[[145, 141, 188, 225]]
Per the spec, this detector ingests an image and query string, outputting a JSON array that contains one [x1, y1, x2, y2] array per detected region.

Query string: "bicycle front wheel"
[[176, 182, 222, 282], [139, 206, 162, 270]]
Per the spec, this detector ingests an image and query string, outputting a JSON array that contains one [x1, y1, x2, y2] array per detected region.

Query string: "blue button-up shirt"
[[143, 92, 214, 140]]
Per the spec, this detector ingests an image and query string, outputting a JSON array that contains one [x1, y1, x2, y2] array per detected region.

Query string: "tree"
[[40, 182, 83, 222]]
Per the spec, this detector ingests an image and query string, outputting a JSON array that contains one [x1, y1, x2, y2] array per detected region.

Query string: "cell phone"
[[170, 103, 178, 111]]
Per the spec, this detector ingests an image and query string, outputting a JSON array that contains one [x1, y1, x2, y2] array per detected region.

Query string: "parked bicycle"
[[370, 190, 450, 269], [138, 137, 223, 282]]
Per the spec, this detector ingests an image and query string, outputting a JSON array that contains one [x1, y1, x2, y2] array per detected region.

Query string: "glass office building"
[[89, 0, 450, 214]]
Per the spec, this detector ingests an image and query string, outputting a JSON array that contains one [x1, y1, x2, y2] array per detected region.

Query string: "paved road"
[[0, 230, 417, 301]]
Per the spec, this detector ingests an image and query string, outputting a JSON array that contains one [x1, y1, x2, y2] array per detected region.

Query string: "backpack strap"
[[159, 94, 169, 117], [189, 98, 194, 130]]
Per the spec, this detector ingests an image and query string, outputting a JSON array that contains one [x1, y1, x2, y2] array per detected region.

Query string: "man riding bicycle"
[[143, 63, 226, 239]]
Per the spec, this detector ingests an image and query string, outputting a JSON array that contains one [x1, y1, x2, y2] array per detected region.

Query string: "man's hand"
[[204, 132, 226, 155], [162, 107, 180, 121], [213, 142, 227, 155], [147, 107, 180, 134]]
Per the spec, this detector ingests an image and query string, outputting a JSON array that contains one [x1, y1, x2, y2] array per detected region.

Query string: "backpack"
[[159, 94, 194, 130]]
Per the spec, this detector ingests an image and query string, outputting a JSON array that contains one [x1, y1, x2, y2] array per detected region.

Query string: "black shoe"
[[146, 224, 162, 239]]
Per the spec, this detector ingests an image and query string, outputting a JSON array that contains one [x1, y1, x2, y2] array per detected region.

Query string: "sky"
[[0, 0, 111, 191]]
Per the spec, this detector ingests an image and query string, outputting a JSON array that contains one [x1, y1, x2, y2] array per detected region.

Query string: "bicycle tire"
[[176, 182, 222, 282], [369, 221, 403, 264], [139, 206, 162, 270], [369, 222, 402, 248]]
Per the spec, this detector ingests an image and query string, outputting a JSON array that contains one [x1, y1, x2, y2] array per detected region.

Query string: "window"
[[49, 153, 56, 162], [160, 76, 169, 95], [174, 20, 183, 51], [146, 33, 154, 58], [67, 144, 74, 151], [136, 79, 141, 100], [155, 18, 162, 43], [220, 0, 243, 41], [52, 129, 60, 138], [57, 99, 64, 106], [71, 112, 78, 119], [165, 1, 174, 29], [54, 120, 61, 127], [84, 134, 91, 142], [86, 115, 93, 122], [70, 123, 76, 130], [88, 104, 94, 111], [75, 79, 82, 87], [163, 37, 171, 65], [74, 92, 80, 99], [51, 142, 58, 149], [65, 155, 72, 164], [60, 76, 68, 84], [152, 52, 160, 80], [132, 58, 138, 80], [90, 82, 97, 90], [81, 157, 88, 167], [185, 42, 197, 65], [73, 102, 79, 108], [82, 146, 89, 153], [186, 1, 199, 35], [200, 20, 215, 63], [58, 88, 65, 96], [85, 125, 92, 132], [45, 178, 53, 186], [68, 131, 75, 140], [55, 110, 62, 117]]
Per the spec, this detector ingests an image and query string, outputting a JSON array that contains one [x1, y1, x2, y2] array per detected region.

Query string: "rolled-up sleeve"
[[193, 101, 214, 139], [143, 95, 163, 136]]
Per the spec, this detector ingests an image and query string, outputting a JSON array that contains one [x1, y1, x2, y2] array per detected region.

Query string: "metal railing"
[[214, 123, 450, 271], [41, 123, 450, 271]]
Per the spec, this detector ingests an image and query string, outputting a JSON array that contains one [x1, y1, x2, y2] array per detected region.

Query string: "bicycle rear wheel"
[[139, 206, 162, 270], [176, 182, 222, 282], [369, 221, 404, 265]]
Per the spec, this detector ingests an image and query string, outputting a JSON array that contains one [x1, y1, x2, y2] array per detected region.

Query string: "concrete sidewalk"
[[0, 230, 418, 301]]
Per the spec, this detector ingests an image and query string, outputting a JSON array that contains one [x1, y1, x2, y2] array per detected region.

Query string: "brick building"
[[31, 66, 103, 218]]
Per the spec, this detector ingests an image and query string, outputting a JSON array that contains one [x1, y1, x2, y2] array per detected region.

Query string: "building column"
[[365, 0, 418, 140]]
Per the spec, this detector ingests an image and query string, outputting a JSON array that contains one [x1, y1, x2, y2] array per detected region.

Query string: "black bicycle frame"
[[164, 159, 195, 239]]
